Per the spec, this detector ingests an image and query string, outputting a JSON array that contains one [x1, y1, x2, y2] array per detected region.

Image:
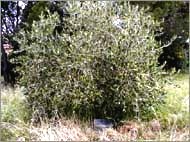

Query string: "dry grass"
[[28, 118, 129, 141], [25, 118, 189, 141], [29, 119, 89, 141]]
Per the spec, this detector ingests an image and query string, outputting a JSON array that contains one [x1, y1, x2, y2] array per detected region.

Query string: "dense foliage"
[[14, 2, 165, 121]]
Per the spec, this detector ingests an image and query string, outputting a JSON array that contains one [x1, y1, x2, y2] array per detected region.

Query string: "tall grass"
[[156, 73, 189, 129], [1, 86, 31, 141]]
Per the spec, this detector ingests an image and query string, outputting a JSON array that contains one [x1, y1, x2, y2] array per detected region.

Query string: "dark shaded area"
[[158, 37, 189, 71], [91, 57, 125, 122], [1, 41, 15, 86], [1, 36, 26, 86]]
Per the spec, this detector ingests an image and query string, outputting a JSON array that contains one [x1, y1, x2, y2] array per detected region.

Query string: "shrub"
[[14, 1, 165, 121]]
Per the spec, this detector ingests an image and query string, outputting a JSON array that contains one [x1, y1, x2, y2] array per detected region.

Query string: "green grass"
[[156, 73, 189, 129], [1, 87, 31, 141]]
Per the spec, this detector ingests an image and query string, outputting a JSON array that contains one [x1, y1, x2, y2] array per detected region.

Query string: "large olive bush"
[[14, 2, 165, 122]]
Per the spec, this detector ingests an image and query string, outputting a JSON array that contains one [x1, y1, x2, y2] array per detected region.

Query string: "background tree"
[[129, 1, 189, 71]]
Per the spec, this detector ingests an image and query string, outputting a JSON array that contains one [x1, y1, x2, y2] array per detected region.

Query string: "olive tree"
[[14, 1, 165, 122]]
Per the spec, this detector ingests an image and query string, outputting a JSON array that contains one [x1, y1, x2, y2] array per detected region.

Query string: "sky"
[[18, 1, 26, 9]]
